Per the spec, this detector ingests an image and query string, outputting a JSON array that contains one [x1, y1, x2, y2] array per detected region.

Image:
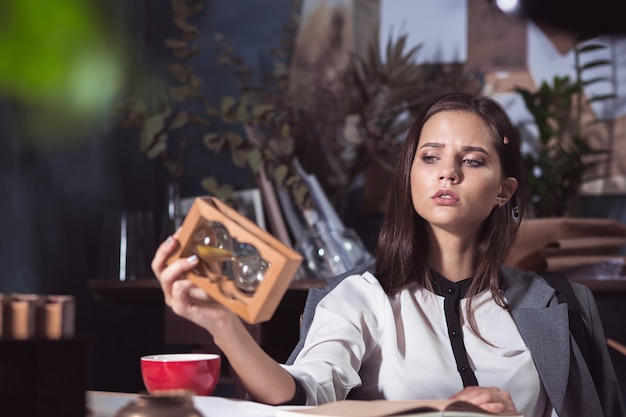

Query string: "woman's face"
[[410, 110, 517, 237]]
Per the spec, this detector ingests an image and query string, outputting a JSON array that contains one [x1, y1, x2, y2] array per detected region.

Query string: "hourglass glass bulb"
[[193, 222, 235, 263], [233, 254, 268, 293]]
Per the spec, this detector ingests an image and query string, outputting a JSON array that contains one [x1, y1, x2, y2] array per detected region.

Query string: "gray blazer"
[[287, 262, 626, 417], [501, 266, 625, 417]]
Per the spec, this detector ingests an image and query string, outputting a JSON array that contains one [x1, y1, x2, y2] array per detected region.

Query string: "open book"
[[276, 399, 523, 417]]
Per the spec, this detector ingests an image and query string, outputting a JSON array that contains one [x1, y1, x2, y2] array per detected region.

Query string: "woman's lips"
[[432, 189, 460, 205]]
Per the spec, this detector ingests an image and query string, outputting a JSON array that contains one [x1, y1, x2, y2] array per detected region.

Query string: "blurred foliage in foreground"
[[0, 0, 130, 144]]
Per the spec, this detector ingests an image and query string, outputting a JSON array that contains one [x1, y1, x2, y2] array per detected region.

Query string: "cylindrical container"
[[8, 294, 40, 340], [36, 295, 75, 339]]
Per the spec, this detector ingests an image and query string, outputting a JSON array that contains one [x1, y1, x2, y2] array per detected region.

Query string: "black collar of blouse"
[[433, 272, 473, 300]]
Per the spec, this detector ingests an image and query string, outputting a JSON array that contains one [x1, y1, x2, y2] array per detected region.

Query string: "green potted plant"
[[516, 40, 616, 217]]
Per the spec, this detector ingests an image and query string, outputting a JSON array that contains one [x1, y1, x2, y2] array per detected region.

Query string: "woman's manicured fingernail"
[[186, 254, 198, 263], [166, 236, 174, 244]]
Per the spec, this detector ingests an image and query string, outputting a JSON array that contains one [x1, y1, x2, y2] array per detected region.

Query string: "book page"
[[275, 399, 522, 417]]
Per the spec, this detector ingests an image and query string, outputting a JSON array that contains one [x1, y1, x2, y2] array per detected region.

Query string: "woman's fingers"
[[450, 386, 517, 414], [150, 231, 240, 336], [159, 256, 197, 302], [169, 278, 238, 334], [171, 277, 212, 306], [151, 232, 239, 336], [151, 236, 179, 276], [152, 234, 199, 306], [170, 278, 205, 315]]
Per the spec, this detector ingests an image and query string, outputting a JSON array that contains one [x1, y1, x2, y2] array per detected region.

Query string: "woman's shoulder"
[[499, 265, 558, 308], [325, 270, 385, 299], [501, 265, 591, 293], [309, 271, 390, 335], [499, 265, 545, 288], [500, 265, 594, 308], [312, 261, 380, 298]]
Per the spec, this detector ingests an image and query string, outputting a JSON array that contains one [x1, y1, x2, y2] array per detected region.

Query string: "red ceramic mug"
[[140, 353, 221, 396]]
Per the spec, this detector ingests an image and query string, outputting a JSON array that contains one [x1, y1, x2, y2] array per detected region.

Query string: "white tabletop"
[[87, 391, 282, 417]]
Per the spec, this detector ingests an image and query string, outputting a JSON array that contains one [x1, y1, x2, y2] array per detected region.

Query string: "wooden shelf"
[[88, 278, 163, 304]]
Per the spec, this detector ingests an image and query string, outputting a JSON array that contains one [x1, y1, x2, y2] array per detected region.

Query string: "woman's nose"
[[438, 165, 459, 183]]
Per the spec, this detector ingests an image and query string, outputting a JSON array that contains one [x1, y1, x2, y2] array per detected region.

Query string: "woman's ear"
[[496, 177, 518, 206]]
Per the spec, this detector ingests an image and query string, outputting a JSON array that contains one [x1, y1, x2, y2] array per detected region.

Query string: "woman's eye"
[[422, 155, 439, 163], [463, 158, 484, 167]]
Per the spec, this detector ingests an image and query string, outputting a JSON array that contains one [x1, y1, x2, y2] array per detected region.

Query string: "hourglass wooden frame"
[[167, 197, 302, 324]]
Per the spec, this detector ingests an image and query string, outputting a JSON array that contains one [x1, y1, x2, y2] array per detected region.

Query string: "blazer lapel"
[[500, 267, 570, 414]]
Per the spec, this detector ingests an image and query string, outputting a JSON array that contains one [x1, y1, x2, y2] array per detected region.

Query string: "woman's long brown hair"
[[374, 92, 526, 337]]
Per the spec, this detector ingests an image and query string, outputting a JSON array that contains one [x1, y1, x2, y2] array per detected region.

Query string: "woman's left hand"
[[151, 234, 240, 340], [449, 386, 518, 414]]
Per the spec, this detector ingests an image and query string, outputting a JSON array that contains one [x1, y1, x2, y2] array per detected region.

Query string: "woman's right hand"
[[449, 386, 519, 415]]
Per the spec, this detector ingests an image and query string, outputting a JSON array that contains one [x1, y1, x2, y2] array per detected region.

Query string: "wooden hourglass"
[[167, 197, 302, 324]]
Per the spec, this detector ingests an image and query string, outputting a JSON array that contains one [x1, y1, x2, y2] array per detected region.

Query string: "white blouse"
[[283, 272, 553, 417]]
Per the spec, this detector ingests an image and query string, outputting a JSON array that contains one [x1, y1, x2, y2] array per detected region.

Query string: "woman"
[[152, 93, 625, 416]]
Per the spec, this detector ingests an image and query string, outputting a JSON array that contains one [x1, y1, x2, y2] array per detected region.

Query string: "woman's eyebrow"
[[418, 143, 490, 156], [418, 142, 444, 149], [463, 146, 489, 155]]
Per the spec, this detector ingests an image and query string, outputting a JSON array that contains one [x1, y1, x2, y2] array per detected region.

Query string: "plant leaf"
[[220, 96, 237, 112], [580, 59, 612, 71], [139, 114, 165, 152], [577, 43, 607, 53], [273, 163, 288, 186], [588, 93, 617, 103], [252, 104, 275, 118], [202, 133, 222, 151], [246, 147, 262, 173], [145, 133, 168, 159], [167, 63, 190, 81], [168, 112, 189, 130], [581, 76, 612, 87], [224, 130, 244, 148], [201, 176, 219, 193], [165, 38, 187, 49]]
